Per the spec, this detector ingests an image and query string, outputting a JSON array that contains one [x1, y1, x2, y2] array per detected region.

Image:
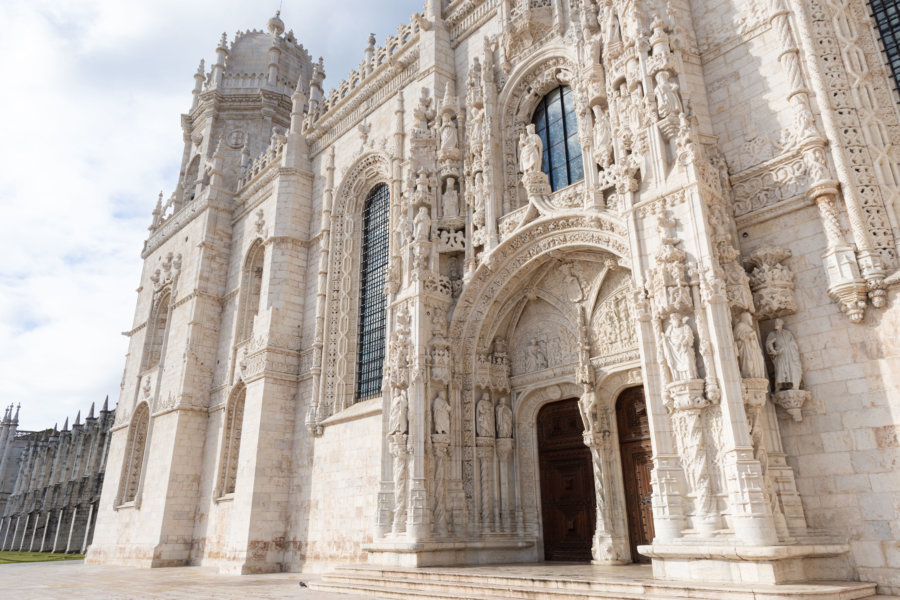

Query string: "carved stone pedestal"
[[666, 379, 719, 537], [773, 389, 812, 422]]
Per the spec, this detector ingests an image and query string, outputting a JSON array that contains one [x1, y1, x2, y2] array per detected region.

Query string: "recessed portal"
[[616, 386, 654, 563], [537, 398, 595, 561]]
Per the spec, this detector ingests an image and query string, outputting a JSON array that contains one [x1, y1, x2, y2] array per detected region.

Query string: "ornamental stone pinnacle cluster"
[[85, 1, 900, 597]]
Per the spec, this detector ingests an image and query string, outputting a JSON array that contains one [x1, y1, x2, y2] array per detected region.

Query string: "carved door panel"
[[538, 399, 595, 562], [616, 386, 655, 564]]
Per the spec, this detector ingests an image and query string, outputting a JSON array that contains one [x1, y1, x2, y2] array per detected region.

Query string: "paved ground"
[[0, 560, 367, 600]]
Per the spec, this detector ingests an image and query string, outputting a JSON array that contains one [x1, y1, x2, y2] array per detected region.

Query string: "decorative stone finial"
[[267, 10, 285, 36]]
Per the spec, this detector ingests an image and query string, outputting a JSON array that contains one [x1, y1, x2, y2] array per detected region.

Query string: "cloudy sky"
[[0, 0, 423, 431]]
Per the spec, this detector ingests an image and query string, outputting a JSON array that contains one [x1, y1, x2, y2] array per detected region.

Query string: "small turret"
[[190, 59, 206, 111], [12, 403, 19, 425], [74, 410, 81, 427], [101, 395, 109, 413], [88, 402, 96, 420], [364, 33, 376, 76], [62, 417, 69, 432], [211, 33, 229, 88]]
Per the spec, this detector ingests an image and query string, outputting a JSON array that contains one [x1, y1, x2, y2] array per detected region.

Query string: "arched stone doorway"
[[537, 398, 595, 561], [615, 386, 654, 563]]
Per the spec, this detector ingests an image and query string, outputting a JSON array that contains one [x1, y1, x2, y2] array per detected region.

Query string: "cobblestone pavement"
[[0, 560, 367, 599]]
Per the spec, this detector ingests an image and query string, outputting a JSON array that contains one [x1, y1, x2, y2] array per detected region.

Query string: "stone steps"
[[309, 565, 880, 600]]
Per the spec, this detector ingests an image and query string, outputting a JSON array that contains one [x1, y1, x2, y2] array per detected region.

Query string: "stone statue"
[[432, 390, 451, 435], [654, 71, 682, 118], [439, 114, 459, 158], [495, 395, 513, 438], [591, 105, 613, 169], [766, 319, 803, 390], [413, 207, 431, 242], [476, 393, 495, 438], [389, 389, 408, 435], [469, 106, 484, 145], [733, 311, 767, 379], [518, 123, 543, 175], [525, 338, 548, 372], [442, 177, 459, 218], [663, 314, 698, 380], [413, 170, 430, 205]]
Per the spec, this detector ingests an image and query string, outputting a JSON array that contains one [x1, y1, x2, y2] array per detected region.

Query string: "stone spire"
[[12, 403, 19, 425], [62, 417, 68, 431], [74, 410, 81, 427], [88, 401, 95, 420]]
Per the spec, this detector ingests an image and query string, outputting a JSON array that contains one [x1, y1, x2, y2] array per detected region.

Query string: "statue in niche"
[[766, 319, 803, 391], [389, 389, 409, 435], [432, 390, 451, 435], [733, 311, 767, 379], [469, 105, 484, 146], [414, 87, 434, 130], [476, 393, 495, 438], [442, 177, 459, 218], [654, 71, 682, 119], [413, 207, 431, 242], [591, 105, 613, 169], [602, 6, 622, 46], [413, 170, 431, 206], [525, 338, 548, 372], [628, 86, 644, 133], [563, 263, 585, 303], [662, 314, 699, 381], [496, 395, 513, 438], [518, 123, 543, 175], [439, 114, 460, 160]]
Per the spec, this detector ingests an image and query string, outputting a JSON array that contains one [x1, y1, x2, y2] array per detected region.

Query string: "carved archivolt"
[[321, 151, 391, 416], [499, 52, 579, 215]]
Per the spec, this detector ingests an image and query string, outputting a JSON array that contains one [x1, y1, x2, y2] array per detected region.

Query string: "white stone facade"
[[85, 1, 900, 594]]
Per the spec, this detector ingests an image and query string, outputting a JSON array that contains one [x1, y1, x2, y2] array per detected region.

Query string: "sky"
[[0, 0, 424, 431]]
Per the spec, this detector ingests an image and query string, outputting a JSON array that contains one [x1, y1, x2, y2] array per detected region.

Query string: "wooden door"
[[537, 399, 595, 561], [616, 387, 655, 564]]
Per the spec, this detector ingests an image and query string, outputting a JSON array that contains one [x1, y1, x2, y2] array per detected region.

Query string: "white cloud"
[[0, 0, 422, 430]]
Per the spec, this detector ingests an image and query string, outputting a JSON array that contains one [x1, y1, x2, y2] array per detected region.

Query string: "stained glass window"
[[356, 183, 390, 400], [531, 85, 585, 192], [870, 0, 900, 95]]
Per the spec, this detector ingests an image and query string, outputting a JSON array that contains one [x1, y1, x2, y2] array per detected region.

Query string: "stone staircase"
[[309, 564, 881, 600]]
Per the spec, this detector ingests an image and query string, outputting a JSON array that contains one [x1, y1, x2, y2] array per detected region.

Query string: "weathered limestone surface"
[[85, 1, 900, 595]]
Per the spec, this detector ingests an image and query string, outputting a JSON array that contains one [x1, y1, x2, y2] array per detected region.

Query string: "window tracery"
[[143, 291, 171, 371], [530, 85, 585, 192], [219, 385, 245, 496], [356, 183, 390, 401], [237, 242, 265, 343], [119, 402, 149, 504]]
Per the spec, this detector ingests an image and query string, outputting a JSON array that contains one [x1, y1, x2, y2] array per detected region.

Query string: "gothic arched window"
[[531, 85, 585, 192], [356, 183, 390, 401], [237, 242, 265, 343], [219, 385, 245, 496], [143, 291, 171, 370], [120, 403, 149, 504]]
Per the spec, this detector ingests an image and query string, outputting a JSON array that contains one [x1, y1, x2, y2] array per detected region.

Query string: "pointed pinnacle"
[[102, 395, 109, 412], [62, 417, 68, 431], [88, 402, 95, 419], [74, 410, 81, 426]]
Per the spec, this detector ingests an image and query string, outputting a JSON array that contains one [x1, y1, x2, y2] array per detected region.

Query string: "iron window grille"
[[356, 183, 390, 401]]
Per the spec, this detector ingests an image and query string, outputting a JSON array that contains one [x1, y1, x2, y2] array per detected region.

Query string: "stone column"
[[65, 506, 77, 554], [389, 434, 410, 535], [475, 437, 495, 534], [431, 435, 450, 537], [495, 438, 512, 533]]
